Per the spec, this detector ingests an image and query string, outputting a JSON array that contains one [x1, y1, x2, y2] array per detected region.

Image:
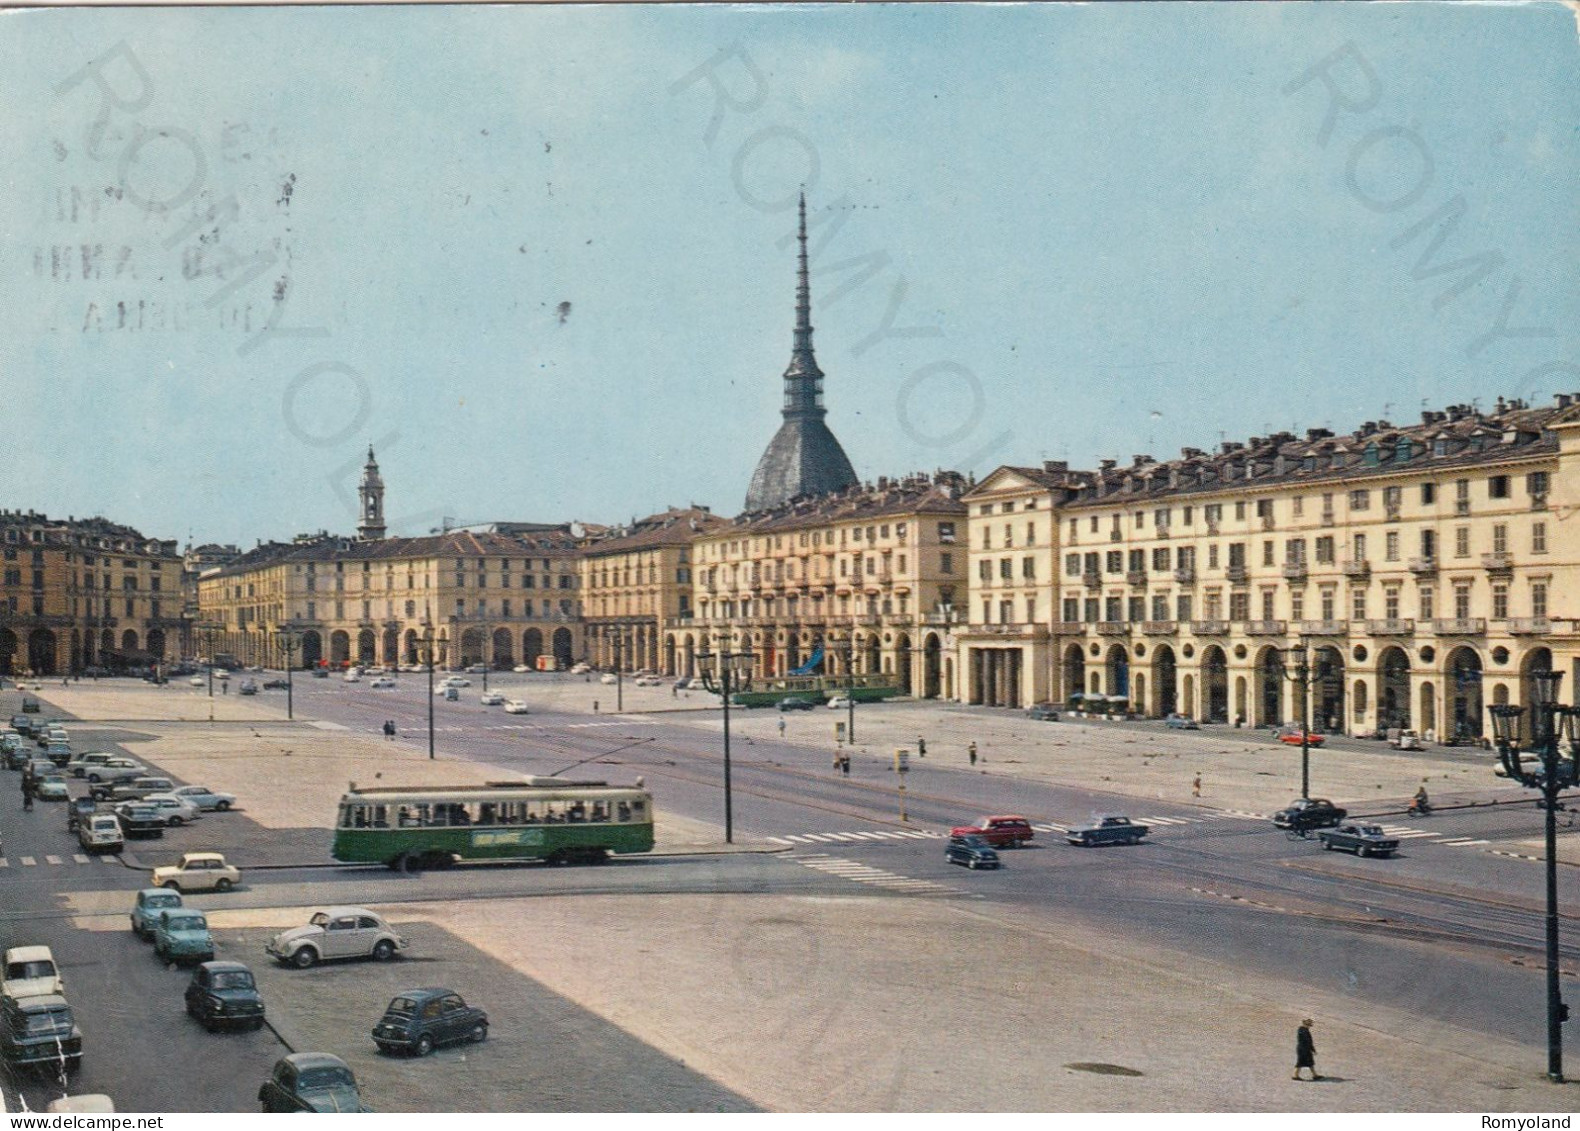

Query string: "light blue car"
[[130, 888, 184, 940], [153, 908, 214, 966]]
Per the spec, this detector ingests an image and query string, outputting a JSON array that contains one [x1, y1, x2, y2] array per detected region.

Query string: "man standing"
[[1293, 1018, 1321, 1080], [1192, 773, 1202, 798], [777, 717, 786, 738], [968, 741, 978, 766]]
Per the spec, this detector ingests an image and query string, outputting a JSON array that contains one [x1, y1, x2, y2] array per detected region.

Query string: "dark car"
[[0, 994, 82, 1074], [1164, 713, 1200, 730], [371, 988, 488, 1056], [114, 802, 167, 839], [259, 1053, 370, 1112], [262, 678, 289, 690], [185, 961, 266, 1031], [1024, 704, 1060, 721], [1067, 815, 1150, 847], [20, 698, 40, 715], [1318, 823, 1401, 858], [776, 697, 817, 712], [311, 668, 329, 679], [944, 834, 1001, 870], [10, 714, 32, 734], [1272, 797, 1348, 831]]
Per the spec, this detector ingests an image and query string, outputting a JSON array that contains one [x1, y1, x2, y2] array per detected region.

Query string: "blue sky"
[[2, 2, 1576, 546]]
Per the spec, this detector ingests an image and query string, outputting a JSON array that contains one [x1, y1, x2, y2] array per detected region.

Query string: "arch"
[[28, 628, 57, 675], [459, 628, 485, 667], [1, 626, 20, 673], [923, 634, 942, 699], [865, 634, 881, 676], [357, 629, 377, 665], [329, 630, 351, 666], [383, 627, 400, 666], [1105, 644, 1130, 703], [1133, 673, 1146, 716], [553, 627, 574, 669], [1518, 646, 1554, 745], [1313, 646, 1346, 733], [1446, 647, 1484, 743], [1352, 679, 1368, 727], [523, 628, 544, 668], [1201, 646, 1229, 723], [121, 629, 139, 654], [403, 629, 420, 666], [1378, 646, 1411, 731], [146, 628, 166, 662], [1063, 645, 1085, 707], [492, 628, 514, 669], [1256, 647, 1284, 727], [301, 631, 324, 669], [894, 634, 913, 695], [1154, 645, 1178, 716]]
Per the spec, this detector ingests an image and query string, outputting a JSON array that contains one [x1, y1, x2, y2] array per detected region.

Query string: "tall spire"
[[782, 189, 825, 416]]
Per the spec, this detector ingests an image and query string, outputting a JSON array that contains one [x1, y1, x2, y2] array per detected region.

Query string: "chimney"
[[1098, 458, 1117, 471], [1556, 394, 1572, 410], [1042, 459, 1067, 474]]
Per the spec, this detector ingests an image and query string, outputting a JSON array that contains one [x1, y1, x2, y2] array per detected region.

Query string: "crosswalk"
[[0, 853, 113, 868], [769, 810, 1266, 847], [792, 853, 962, 896]]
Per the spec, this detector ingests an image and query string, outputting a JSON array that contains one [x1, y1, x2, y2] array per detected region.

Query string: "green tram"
[[332, 778, 655, 871], [725, 673, 901, 709]]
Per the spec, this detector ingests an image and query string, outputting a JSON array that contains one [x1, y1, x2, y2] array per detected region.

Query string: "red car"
[[1278, 730, 1326, 747], [949, 815, 1034, 848]]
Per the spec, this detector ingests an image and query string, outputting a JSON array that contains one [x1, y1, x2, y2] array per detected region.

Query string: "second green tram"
[[332, 778, 655, 870]]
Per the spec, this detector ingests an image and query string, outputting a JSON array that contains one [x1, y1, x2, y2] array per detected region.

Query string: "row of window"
[[702, 522, 920, 561], [698, 594, 911, 621]]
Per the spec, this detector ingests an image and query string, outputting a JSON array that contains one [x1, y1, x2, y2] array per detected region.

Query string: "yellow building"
[[0, 510, 184, 675], [582, 507, 726, 673], [967, 396, 1580, 740], [679, 472, 968, 696]]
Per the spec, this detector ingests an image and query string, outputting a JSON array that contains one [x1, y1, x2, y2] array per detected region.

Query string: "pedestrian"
[[21, 777, 32, 812], [833, 750, 842, 773], [1192, 773, 1202, 798], [1293, 1018, 1321, 1081], [593, 700, 600, 714], [841, 753, 851, 776], [672, 685, 678, 699], [777, 717, 786, 738], [917, 737, 926, 758], [968, 741, 978, 766]]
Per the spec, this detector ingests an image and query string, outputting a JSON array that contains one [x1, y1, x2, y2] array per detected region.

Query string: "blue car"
[[153, 908, 214, 966], [944, 835, 1001, 870], [131, 888, 184, 940]]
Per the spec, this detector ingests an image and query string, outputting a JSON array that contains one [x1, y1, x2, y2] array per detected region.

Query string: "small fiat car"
[[152, 852, 240, 892], [184, 961, 266, 1032], [153, 908, 215, 966], [130, 888, 184, 940], [371, 988, 488, 1056], [0, 995, 81, 1075], [259, 1053, 370, 1112], [2, 947, 64, 1000], [944, 834, 1001, 870]]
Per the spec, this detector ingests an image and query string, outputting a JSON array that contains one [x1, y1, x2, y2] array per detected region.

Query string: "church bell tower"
[[358, 446, 386, 540]]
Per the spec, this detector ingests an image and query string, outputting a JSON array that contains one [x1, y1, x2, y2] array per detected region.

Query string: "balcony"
[[1082, 571, 1102, 590], [1455, 500, 1471, 516], [1096, 621, 1130, 636], [1126, 570, 1148, 588], [924, 610, 962, 626], [1173, 565, 1197, 585], [1191, 620, 1229, 636], [1141, 620, 1178, 635], [1365, 618, 1414, 636], [972, 623, 1050, 639], [1281, 561, 1308, 581], [1433, 617, 1486, 636], [1244, 620, 1287, 636], [1154, 524, 1171, 540], [1408, 557, 1438, 575], [1053, 620, 1089, 635], [1507, 617, 1553, 636], [1205, 520, 1221, 536], [1481, 552, 1513, 573], [1340, 559, 1370, 580], [1226, 565, 1249, 584], [1297, 619, 1348, 636], [1532, 492, 1549, 512], [1320, 510, 1336, 527]]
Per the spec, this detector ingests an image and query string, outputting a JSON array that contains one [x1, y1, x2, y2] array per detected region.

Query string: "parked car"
[[267, 907, 409, 968], [19, 698, 39, 714], [66, 796, 97, 834], [441, 676, 471, 688], [259, 1053, 370, 1113], [82, 757, 146, 785], [512, 664, 531, 673], [600, 673, 618, 685], [371, 988, 488, 1056], [777, 697, 817, 711], [153, 908, 215, 966], [188, 677, 206, 687], [152, 852, 240, 892], [944, 834, 1001, 870], [10, 714, 33, 734], [43, 742, 72, 767], [66, 752, 117, 778], [503, 699, 530, 714], [1067, 815, 1150, 847], [466, 664, 487, 675], [139, 793, 204, 827], [168, 785, 236, 812], [1390, 730, 1425, 751], [262, 678, 289, 690], [635, 675, 663, 687], [238, 680, 258, 696], [184, 961, 266, 1032], [1319, 823, 1401, 858], [1164, 713, 1200, 730], [673, 677, 694, 690], [0, 994, 81, 1075], [370, 676, 396, 690], [950, 815, 1034, 848], [2, 946, 64, 999], [93, 775, 176, 803], [130, 888, 184, 940], [1272, 798, 1348, 831], [826, 695, 854, 710], [1277, 729, 1327, 747], [78, 814, 124, 855], [570, 662, 591, 674], [480, 691, 505, 706], [1024, 704, 1060, 721], [114, 802, 167, 839], [343, 672, 361, 683], [33, 773, 68, 801]]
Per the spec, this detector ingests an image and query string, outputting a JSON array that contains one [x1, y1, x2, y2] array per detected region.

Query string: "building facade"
[[679, 472, 968, 696], [964, 397, 1580, 741], [0, 510, 184, 675]]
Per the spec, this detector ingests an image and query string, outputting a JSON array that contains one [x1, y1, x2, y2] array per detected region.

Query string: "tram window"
[[616, 802, 631, 822], [372, 806, 388, 828], [591, 802, 608, 823], [568, 802, 587, 823], [479, 803, 497, 825], [630, 800, 646, 818]]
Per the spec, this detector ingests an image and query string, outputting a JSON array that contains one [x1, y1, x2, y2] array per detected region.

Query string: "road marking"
[[1491, 849, 1543, 863], [20, 856, 35, 867], [1375, 825, 1439, 839], [767, 836, 794, 845], [73, 854, 90, 864], [1437, 837, 1489, 846], [1139, 816, 1194, 826], [793, 854, 959, 896], [44, 855, 62, 865], [1218, 809, 1269, 820], [0, 858, 7, 868]]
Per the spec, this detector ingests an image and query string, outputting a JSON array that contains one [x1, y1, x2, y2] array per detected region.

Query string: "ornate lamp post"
[[1276, 639, 1317, 800], [272, 620, 303, 721], [196, 621, 223, 722], [1488, 670, 1578, 1083], [612, 634, 624, 713], [697, 634, 751, 844], [421, 621, 448, 761]]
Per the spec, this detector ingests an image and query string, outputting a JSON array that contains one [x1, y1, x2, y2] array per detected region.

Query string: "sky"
[[1, 2, 1577, 547]]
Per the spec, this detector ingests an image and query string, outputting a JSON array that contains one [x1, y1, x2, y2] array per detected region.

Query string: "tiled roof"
[[209, 528, 582, 579], [583, 508, 727, 557], [718, 472, 968, 537]]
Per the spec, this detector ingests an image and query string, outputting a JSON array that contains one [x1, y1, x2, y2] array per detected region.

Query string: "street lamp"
[[272, 620, 303, 721], [612, 632, 625, 713], [196, 621, 223, 722], [1488, 669, 1578, 1083], [697, 633, 751, 844], [421, 621, 448, 761], [1276, 640, 1317, 800], [827, 634, 856, 743]]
